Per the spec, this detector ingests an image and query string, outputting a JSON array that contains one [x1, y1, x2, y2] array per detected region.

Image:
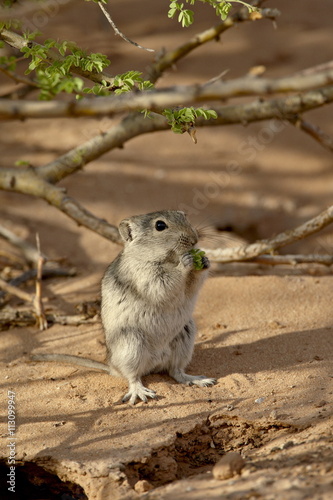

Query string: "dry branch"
[[248, 254, 333, 266], [289, 117, 333, 153], [203, 205, 333, 263], [0, 224, 47, 263], [98, 1, 154, 53], [0, 167, 122, 243], [0, 277, 32, 303], [0, 309, 99, 329]]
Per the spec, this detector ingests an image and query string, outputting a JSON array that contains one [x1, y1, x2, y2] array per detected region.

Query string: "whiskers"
[[195, 221, 247, 249]]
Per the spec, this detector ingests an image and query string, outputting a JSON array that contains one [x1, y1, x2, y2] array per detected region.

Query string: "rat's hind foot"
[[170, 369, 217, 387], [122, 380, 156, 405]]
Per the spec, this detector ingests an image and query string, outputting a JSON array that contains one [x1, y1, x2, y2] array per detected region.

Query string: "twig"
[[248, 254, 333, 266], [0, 65, 40, 89], [0, 309, 99, 329], [98, 1, 154, 53], [289, 116, 333, 153], [293, 60, 333, 77], [33, 234, 48, 330], [0, 167, 122, 243], [0, 267, 76, 302], [203, 205, 333, 263], [0, 277, 32, 303], [0, 224, 47, 264]]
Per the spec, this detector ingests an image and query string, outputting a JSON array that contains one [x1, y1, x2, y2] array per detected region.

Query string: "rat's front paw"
[[201, 255, 210, 269], [181, 252, 195, 268]]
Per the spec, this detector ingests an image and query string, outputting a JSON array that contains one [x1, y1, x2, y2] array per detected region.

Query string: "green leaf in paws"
[[189, 248, 206, 270]]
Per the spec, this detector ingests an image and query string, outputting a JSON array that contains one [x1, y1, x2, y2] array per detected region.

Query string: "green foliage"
[[163, 107, 217, 134], [168, 2, 195, 27], [168, 0, 259, 26], [189, 248, 206, 270], [0, 19, 21, 31], [113, 71, 154, 95], [1, 0, 220, 139], [19, 38, 110, 99]]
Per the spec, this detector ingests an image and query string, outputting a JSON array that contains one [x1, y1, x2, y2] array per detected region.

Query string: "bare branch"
[[0, 167, 121, 243], [0, 277, 33, 303], [204, 205, 333, 263], [0, 309, 99, 329], [248, 254, 333, 266], [98, 1, 154, 53], [0, 224, 47, 264], [289, 116, 333, 153]]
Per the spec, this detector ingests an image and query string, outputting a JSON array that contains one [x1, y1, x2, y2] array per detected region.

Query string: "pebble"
[[134, 480, 154, 493], [212, 452, 245, 480]]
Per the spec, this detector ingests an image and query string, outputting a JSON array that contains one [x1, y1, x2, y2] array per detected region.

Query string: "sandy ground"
[[0, 0, 333, 498]]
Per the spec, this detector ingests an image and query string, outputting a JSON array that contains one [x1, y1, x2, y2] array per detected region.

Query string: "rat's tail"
[[32, 353, 110, 373]]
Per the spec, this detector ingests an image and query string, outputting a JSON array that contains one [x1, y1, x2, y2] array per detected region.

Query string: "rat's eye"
[[155, 220, 168, 231]]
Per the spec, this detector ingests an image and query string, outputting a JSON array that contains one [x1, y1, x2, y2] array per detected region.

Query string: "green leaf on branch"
[[168, 0, 260, 26], [162, 106, 217, 141]]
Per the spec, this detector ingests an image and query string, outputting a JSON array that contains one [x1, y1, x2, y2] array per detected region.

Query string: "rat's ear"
[[119, 219, 133, 242]]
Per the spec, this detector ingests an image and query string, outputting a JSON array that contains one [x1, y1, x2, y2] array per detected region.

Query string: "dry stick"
[[0, 310, 99, 328], [290, 117, 333, 153], [98, 1, 154, 53], [0, 224, 47, 264], [33, 234, 48, 330], [0, 166, 123, 244], [203, 205, 333, 263], [248, 254, 333, 266], [0, 278, 33, 303]]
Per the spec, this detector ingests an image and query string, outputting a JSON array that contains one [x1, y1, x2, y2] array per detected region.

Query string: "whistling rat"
[[33, 210, 217, 404]]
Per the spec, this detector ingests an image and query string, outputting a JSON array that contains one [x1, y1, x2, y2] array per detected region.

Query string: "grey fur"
[[32, 210, 217, 404]]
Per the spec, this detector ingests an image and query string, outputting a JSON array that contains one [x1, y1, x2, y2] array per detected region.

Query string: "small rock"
[[314, 400, 327, 408], [280, 440, 294, 450], [269, 410, 278, 420], [255, 397, 265, 404], [134, 480, 154, 493], [212, 452, 245, 480]]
